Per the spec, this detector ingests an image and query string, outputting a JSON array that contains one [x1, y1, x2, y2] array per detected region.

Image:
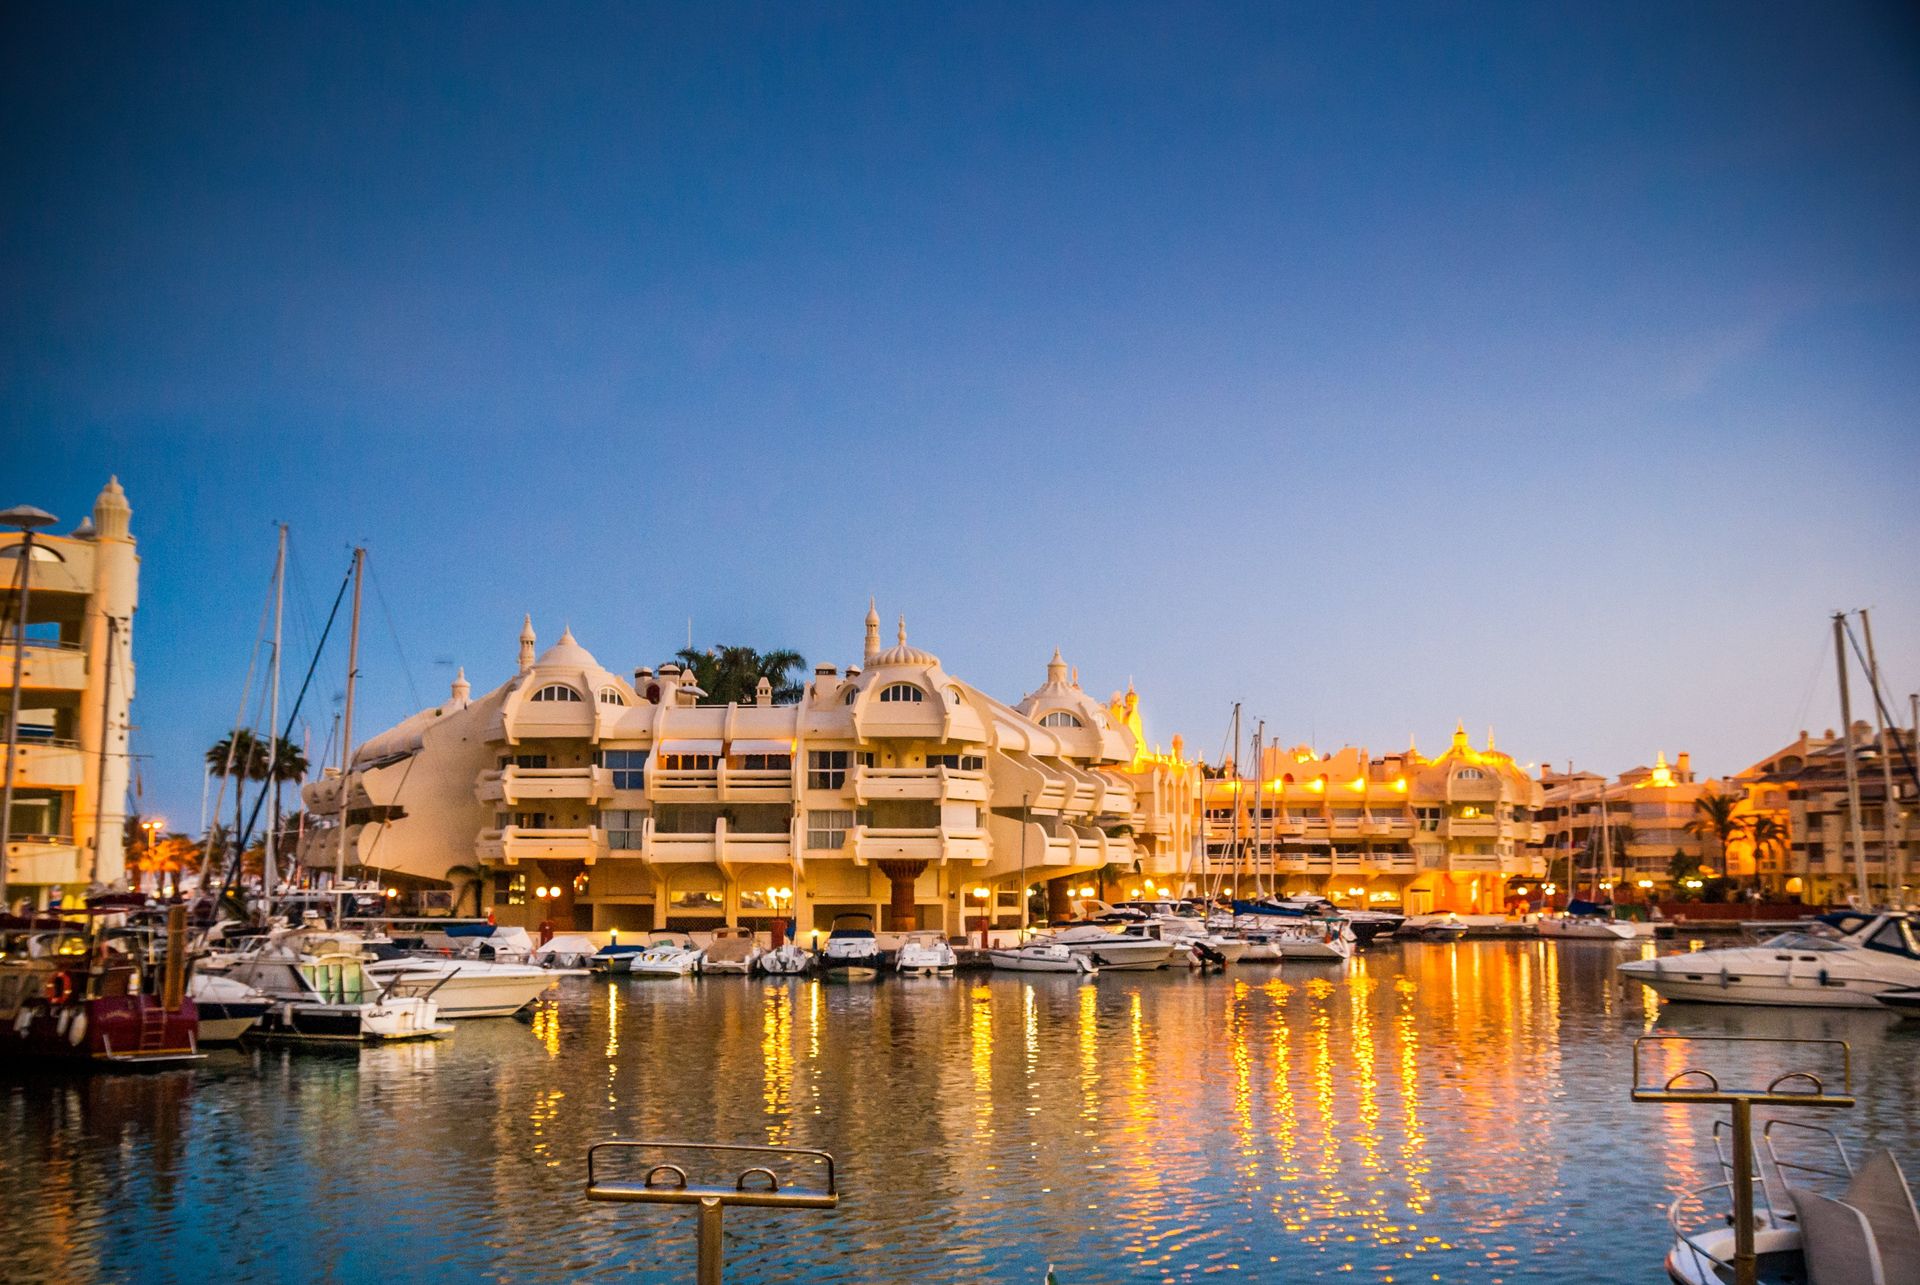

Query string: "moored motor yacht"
[[1036, 924, 1177, 971], [1619, 911, 1920, 1009], [529, 933, 600, 969], [894, 932, 958, 977], [756, 942, 812, 976], [222, 941, 453, 1043], [819, 914, 882, 980], [1102, 907, 1246, 965], [1403, 913, 1469, 942], [188, 972, 271, 1041], [1264, 917, 1357, 960], [1221, 895, 1405, 945], [989, 942, 1097, 974], [697, 926, 764, 975], [1537, 899, 1638, 941], [588, 942, 644, 975], [628, 932, 703, 977], [361, 949, 558, 1018]]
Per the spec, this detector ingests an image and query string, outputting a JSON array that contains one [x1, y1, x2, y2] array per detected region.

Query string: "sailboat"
[[1539, 787, 1635, 941]]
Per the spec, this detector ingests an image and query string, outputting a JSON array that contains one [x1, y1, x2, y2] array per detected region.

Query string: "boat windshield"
[[1864, 918, 1920, 960], [1760, 932, 1848, 952]]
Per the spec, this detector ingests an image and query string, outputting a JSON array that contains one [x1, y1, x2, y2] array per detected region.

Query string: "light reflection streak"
[[1077, 983, 1099, 1127], [531, 1001, 560, 1058], [1023, 984, 1039, 1116], [969, 985, 994, 1140], [605, 984, 619, 1109], [762, 983, 793, 1143]]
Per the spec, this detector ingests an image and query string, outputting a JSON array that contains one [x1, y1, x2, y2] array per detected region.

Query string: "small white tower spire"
[[518, 615, 536, 673]]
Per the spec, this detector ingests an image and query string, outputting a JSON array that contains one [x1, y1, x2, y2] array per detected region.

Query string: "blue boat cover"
[[1565, 899, 1611, 917]]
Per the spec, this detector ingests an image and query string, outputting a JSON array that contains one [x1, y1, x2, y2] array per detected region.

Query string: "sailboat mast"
[[1598, 788, 1611, 900], [89, 616, 117, 887], [263, 523, 286, 922], [334, 547, 364, 885], [1228, 702, 1242, 901], [1832, 612, 1870, 905], [1252, 719, 1265, 898], [1859, 609, 1903, 908]]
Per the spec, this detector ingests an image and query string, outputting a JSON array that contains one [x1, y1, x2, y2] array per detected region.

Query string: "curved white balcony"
[[0, 637, 87, 692], [1, 739, 85, 788], [850, 766, 989, 804], [474, 765, 612, 806], [475, 825, 608, 865]]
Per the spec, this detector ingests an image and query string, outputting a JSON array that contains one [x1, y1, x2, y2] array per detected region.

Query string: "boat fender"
[[56, 1008, 71, 1038], [68, 1010, 86, 1046], [12, 1007, 30, 1035], [1719, 967, 1730, 990]]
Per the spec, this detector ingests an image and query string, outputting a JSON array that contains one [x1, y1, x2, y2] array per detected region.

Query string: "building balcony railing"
[[3, 836, 81, 885], [717, 768, 793, 802], [474, 765, 613, 805], [1, 739, 86, 788], [475, 825, 608, 865], [850, 766, 990, 804], [849, 826, 989, 865], [1439, 817, 1501, 839], [0, 637, 88, 691]]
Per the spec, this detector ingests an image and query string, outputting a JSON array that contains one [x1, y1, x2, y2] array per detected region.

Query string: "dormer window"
[[843, 686, 859, 704], [597, 687, 626, 705], [878, 683, 924, 703], [1456, 768, 1485, 780], [531, 684, 582, 702], [1039, 711, 1083, 729]]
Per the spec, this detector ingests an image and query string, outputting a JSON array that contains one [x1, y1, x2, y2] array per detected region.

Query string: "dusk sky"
[[5, 3, 1917, 828]]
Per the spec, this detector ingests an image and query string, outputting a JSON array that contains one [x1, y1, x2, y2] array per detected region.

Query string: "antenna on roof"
[[687, 616, 692, 648]]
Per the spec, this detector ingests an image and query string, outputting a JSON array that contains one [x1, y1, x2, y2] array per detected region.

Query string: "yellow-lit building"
[[301, 606, 1198, 935], [1733, 725, 1917, 905], [1, 479, 139, 899], [1532, 751, 1726, 887], [1197, 726, 1545, 914]]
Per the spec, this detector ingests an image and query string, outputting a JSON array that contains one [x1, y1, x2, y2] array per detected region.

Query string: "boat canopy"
[[1566, 899, 1613, 917]]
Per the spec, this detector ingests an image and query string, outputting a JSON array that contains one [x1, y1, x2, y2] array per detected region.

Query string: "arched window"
[[1039, 711, 1083, 729], [0, 543, 63, 563], [1456, 768, 1484, 780], [945, 687, 963, 707], [878, 683, 924, 704], [531, 684, 582, 702], [843, 686, 859, 705], [597, 687, 626, 705]]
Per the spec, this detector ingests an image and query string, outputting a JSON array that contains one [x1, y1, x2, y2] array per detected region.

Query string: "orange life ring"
[[45, 972, 74, 1005]]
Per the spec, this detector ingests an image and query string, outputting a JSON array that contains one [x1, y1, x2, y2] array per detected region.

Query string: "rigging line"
[[197, 561, 276, 886], [1788, 627, 1830, 743], [365, 558, 423, 711], [1841, 618, 1920, 795], [213, 557, 355, 906]]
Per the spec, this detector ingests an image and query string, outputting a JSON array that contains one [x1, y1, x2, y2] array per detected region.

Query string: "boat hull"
[[2, 996, 203, 1067], [1539, 919, 1637, 941], [255, 999, 454, 1042], [194, 1000, 270, 1042], [989, 950, 1091, 974]]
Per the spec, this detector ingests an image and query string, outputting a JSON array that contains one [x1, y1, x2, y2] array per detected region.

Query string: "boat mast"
[[1859, 609, 1903, 909], [1598, 786, 1611, 901], [263, 523, 286, 922], [1251, 719, 1265, 898], [1228, 702, 1241, 902], [334, 547, 364, 887], [1832, 612, 1870, 906]]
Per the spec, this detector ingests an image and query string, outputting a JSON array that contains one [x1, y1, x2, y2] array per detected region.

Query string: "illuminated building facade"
[[1, 478, 138, 898], [1531, 751, 1722, 887], [1197, 727, 1545, 915], [1732, 725, 1917, 904], [300, 605, 1198, 934]]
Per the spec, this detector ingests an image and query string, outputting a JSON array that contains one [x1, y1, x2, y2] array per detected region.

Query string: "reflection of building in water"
[[1200, 725, 1546, 913]]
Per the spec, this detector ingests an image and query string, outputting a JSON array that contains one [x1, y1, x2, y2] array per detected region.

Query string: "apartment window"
[[500, 753, 549, 770], [1039, 711, 1083, 729], [1415, 807, 1441, 831], [878, 683, 924, 703], [531, 684, 582, 702], [1455, 768, 1485, 781], [733, 753, 793, 772], [808, 750, 850, 789], [599, 749, 649, 789], [512, 811, 549, 829], [602, 809, 644, 849], [598, 686, 626, 705], [660, 753, 717, 771], [856, 752, 876, 768], [495, 873, 527, 906], [926, 753, 985, 772], [808, 809, 854, 849]]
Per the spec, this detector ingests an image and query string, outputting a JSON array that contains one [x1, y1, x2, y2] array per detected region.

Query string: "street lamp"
[[0, 503, 58, 912]]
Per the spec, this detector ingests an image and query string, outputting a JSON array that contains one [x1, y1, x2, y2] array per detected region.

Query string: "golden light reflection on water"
[[1076, 983, 1098, 1128], [530, 1001, 560, 1058], [761, 982, 793, 1143]]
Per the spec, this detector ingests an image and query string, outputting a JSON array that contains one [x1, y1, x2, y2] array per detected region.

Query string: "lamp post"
[[0, 504, 58, 912]]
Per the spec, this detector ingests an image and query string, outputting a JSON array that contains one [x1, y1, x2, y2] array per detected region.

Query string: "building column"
[[875, 859, 927, 931]]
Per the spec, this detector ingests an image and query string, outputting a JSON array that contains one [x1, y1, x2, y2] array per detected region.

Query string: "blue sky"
[[4, 3, 1918, 826]]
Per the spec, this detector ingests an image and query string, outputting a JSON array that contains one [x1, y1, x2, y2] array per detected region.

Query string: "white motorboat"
[[989, 942, 1096, 974], [697, 925, 764, 975], [1103, 907, 1246, 965], [588, 943, 644, 975], [188, 971, 271, 1041], [1538, 913, 1638, 942], [893, 932, 958, 977], [756, 942, 812, 976], [629, 932, 702, 977], [1662, 1118, 1920, 1285], [1619, 911, 1920, 1009], [1215, 895, 1404, 946], [221, 943, 452, 1043], [529, 933, 600, 969], [819, 914, 882, 980], [362, 951, 557, 1018], [1038, 924, 1177, 971], [1402, 914, 1469, 942], [1262, 917, 1356, 961]]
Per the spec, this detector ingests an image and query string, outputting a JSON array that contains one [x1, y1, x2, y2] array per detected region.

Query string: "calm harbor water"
[[4, 940, 1918, 1283]]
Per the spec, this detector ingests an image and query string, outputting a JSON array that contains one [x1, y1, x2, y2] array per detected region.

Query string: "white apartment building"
[[301, 606, 1197, 935]]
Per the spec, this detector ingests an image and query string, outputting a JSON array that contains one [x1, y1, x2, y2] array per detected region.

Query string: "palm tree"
[[444, 863, 485, 917], [1742, 813, 1790, 896], [206, 729, 270, 855], [671, 645, 807, 705], [1685, 789, 1743, 879]]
